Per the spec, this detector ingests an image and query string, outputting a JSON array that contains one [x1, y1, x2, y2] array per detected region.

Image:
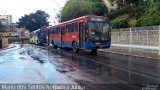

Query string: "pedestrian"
[[13, 42, 15, 47], [21, 41, 24, 48]]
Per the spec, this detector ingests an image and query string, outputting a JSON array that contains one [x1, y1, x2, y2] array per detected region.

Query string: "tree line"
[[17, 10, 49, 32], [57, 0, 107, 22], [17, 0, 160, 32], [57, 0, 160, 28]]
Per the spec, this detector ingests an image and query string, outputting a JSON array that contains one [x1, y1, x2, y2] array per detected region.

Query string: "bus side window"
[[72, 23, 74, 32], [66, 24, 72, 32], [74, 23, 78, 32], [58, 27, 61, 34], [71, 23, 78, 32], [52, 28, 55, 34], [56, 27, 60, 34], [61, 26, 65, 35], [66, 25, 69, 33]]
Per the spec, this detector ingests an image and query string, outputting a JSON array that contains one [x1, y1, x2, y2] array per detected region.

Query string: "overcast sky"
[[0, 0, 67, 25]]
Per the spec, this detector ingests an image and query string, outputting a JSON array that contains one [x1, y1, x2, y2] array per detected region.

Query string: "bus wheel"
[[72, 42, 78, 53], [52, 40, 56, 49], [91, 49, 97, 55]]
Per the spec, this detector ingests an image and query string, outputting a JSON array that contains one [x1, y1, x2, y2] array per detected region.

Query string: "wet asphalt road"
[[0, 44, 160, 90]]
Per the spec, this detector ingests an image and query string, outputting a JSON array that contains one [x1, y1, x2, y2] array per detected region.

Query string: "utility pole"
[[53, 8, 56, 25], [52, 0, 62, 23]]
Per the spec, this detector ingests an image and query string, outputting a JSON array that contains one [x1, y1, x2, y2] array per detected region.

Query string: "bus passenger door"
[[79, 22, 85, 48], [61, 26, 65, 47]]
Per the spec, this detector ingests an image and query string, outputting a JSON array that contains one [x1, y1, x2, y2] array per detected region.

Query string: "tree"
[[108, 0, 143, 8], [17, 10, 49, 32], [92, 2, 108, 16], [86, 0, 102, 2], [57, 0, 108, 22]]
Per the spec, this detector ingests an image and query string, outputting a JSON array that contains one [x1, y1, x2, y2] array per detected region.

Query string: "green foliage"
[[60, 0, 92, 22], [86, 0, 102, 2], [134, 0, 160, 27], [108, 4, 145, 20], [128, 18, 137, 27], [135, 14, 160, 27], [58, 0, 108, 22], [92, 2, 108, 16], [17, 10, 49, 32], [109, 0, 143, 8], [109, 0, 159, 28], [58, 0, 159, 28], [111, 15, 129, 28]]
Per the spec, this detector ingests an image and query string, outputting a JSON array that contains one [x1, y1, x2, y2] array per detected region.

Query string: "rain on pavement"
[[0, 44, 160, 90]]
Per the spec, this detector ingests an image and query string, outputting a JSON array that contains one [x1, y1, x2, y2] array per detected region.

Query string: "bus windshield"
[[88, 21, 110, 41]]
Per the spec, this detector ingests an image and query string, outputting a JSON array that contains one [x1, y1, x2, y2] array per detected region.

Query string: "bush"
[[108, 4, 145, 20], [92, 2, 108, 16], [108, 5, 131, 19], [128, 18, 137, 27], [111, 15, 129, 29], [135, 14, 160, 27], [134, 0, 160, 27]]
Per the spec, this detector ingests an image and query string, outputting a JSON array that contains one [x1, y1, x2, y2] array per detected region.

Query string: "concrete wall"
[[0, 32, 12, 49], [111, 26, 159, 46], [0, 37, 8, 49], [2, 37, 8, 48]]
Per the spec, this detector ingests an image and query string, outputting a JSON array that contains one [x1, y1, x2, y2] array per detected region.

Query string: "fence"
[[111, 25, 160, 55]]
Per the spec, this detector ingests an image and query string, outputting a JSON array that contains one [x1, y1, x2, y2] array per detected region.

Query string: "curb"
[[98, 50, 160, 60]]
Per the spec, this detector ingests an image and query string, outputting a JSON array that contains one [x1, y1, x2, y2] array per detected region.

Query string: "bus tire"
[[72, 42, 78, 53], [91, 49, 97, 55], [52, 40, 56, 48]]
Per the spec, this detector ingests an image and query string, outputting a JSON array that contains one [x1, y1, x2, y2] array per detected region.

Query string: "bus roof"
[[57, 15, 107, 26]]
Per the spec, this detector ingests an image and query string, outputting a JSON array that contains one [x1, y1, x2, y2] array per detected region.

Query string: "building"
[[5, 23, 17, 32], [0, 15, 12, 26], [102, 0, 118, 12], [16, 28, 30, 39], [0, 18, 7, 25]]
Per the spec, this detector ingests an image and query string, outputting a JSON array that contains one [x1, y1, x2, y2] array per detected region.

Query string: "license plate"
[[96, 42, 101, 45]]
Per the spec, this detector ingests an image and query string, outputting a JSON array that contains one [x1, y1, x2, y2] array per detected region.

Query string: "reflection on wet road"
[[0, 45, 75, 84], [0, 44, 160, 90]]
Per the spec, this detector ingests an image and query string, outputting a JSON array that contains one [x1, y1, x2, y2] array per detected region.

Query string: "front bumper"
[[84, 41, 111, 50]]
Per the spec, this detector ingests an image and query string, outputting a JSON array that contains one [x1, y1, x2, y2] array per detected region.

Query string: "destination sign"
[[89, 17, 106, 22]]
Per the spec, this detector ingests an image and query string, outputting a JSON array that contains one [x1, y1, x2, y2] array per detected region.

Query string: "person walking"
[[21, 41, 24, 48]]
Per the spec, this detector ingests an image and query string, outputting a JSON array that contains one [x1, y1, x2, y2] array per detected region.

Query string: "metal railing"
[[111, 25, 160, 55]]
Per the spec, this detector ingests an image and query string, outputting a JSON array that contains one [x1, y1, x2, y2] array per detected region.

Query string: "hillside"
[[108, 0, 160, 28]]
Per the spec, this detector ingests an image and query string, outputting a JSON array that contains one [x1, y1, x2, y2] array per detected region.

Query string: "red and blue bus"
[[48, 15, 111, 53]]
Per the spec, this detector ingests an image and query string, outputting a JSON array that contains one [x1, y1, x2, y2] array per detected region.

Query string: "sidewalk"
[[99, 44, 160, 60], [0, 44, 16, 51]]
